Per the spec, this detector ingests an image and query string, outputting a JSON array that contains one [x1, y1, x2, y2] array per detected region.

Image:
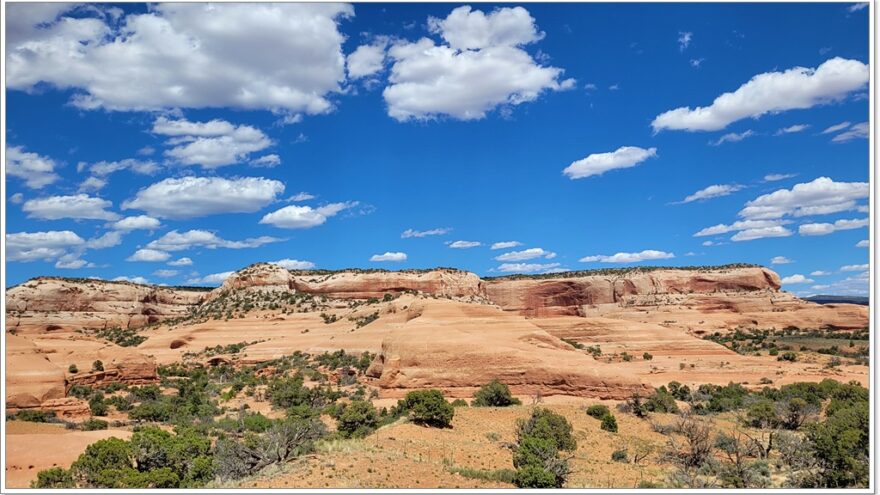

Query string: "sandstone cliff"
[[6, 277, 207, 334]]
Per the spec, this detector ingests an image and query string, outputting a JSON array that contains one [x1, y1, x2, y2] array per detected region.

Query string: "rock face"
[[213, 263, 486, 301], [484, 266, 782, 317], [6, 277, 207, 334]]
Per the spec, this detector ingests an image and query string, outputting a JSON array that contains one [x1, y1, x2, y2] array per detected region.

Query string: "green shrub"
[[512, 408, 575, 488], [586, 404, 610, 419], [337, 400, 379, 438], [611, 448, 628, 462], [643, 352, 653, 361], [447, 466, 516, 484], [472, 380, 522, 407], [402, 389, 454, 428], [129, 401, 173, 422], [513, 464, 558, 488], [8, 410, 57, 423], [31, 467, 74, 488], [71, 437, 133, 485], [777, 351, 797, 362], [451, 399, 469, 407], [68, 364, 78, 374], [242, 412, 273, 432], [82, 418, 109, 431], [601, 413, 618, 433], [516, 408, 576, 451], [92, 360, 104, 372], [89, 396, 108, 416]]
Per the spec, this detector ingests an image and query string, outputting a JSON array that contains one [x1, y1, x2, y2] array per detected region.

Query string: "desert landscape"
[[4, 263, 870, 488]]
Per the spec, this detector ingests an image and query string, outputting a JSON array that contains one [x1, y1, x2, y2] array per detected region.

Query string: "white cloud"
[[146, 230, 281, 252], [831, 122, 868, 143], [260, 202, 356, 229], [153, 117, 273, 168], [289, 192, 316, 202], [771, 256, 793, 265], [694, 219, 791, 237], [23, 194, 119, 221], [702, 240, 718, 247], [123, 176, 284, 219], [841, 263, 869, 272], [10, 193, 24, 204], [497, 262, 561, 273], [856, 240, 869, 248], [127, 249, 172, 262], [495, 247, 555, 261], [86, 231, 123, 249], [153, 269, 178, 278], [168, 257, 193, 267], [7, 230, 85, 262], [112, 215, 161, 231], [563, 146, 657, 180], [347, 41, 387, 79], [383, 6, 573, 121], [271, 258, 316, 270], [739, 177, 868, 220], [652, 58, 869, 132], [781, 274, 814, 284], [821, 121, 851, 134], [710, 129, 754, 146], [774, 124, 809, 135], [690, 58, 705, 68], [491, 241, 522, 250], [849, 3, 868, 12], [370, 251, 407, 262], [679, 184, 744, 203], [579, 249, 675, 263], [6, 146, 60, 189], [250, 154, 281, 168], [84, 158, 159, 176], [138, 146, 155, 156], [730, 226, 793, 242], [763, 173, 797, 182], [187, 271, 234, 285], [799, 217, 868, 236], [401, 228, 452, 238], [6, 4, 353, 118], [449, 240, 481, 249], [810, 270, 831, 276], [678, 31, 692, 51], [78, 176, 107, 192], [113, 276, 150, 285], [55, 254, 91, 270]]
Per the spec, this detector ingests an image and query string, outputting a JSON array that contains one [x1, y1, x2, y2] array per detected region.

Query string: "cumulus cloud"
[[449, 240, 481, 249], [123, 176, 284, 219], [383, 6, 574, 121], [579, 250, 674, 263], [678, 184, 744, 203], [401, 228, 452, 238], [152, 117, 273, 168], [7, 230, 85, 262], [146, 230, 281, 252], [563, 146, 657, 180], [798, 217, 868, 236], [6, 3, 353, 119], [289, 192, 316, 202], [710, 129, 754, 146], [186, 271, 234, 285], [86, 231, 123, 249], [347, 40, 387, 79], [491, 241, 522, 250], [249, 154, 281, 168], [730, 226, 793, 242], [841, 263, 869, 272], [810, 270, 831, 276], [497, 262, 561, 273], [370, 251, 407, 262], [127, 249, 172, 262], [260, 202, 356, 229], [112, 215, 161, 231], [167, 257, 193, 266], [82, 158, 159, 176], [856, 240, 869, 248], [153, 269, 178, 278], [739, 177, 868, 220], [55, 254, 93, 270], [23, 194, 119, 221], [271, 259, 316, 270], [495, 247, 555, 261], [651, 58, 869, 132], [781, 274, 813, 284], [78, 176, 107, 192], [694, 219, 791, 237], [771, 256, 793, 265], [831, 122, 868, 143], [6, 146, 60, 189]]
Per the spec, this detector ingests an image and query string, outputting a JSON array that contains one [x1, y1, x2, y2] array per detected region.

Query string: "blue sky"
[[4, 2, 871, 296]]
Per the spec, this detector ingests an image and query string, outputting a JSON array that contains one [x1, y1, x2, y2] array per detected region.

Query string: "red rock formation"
[[6, 277, 206, 334]]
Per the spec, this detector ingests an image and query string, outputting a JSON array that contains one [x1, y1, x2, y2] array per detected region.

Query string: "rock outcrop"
[[6, 277, 207, 334]]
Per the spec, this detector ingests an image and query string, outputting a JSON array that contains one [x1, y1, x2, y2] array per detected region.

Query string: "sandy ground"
[[5, 421, 132, 488]]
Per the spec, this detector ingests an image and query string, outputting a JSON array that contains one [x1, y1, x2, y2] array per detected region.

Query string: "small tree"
[[586, 404, 610, 419], [92, 360, 104, 372], [643, 352, 654, 361], [337, 400, 379, 438], [473, 380, 522, 407], [31, 467, 75, 488], [402, 389, 454, 428], [601, 413, 619, 433], [68, 364, 78, 374]]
